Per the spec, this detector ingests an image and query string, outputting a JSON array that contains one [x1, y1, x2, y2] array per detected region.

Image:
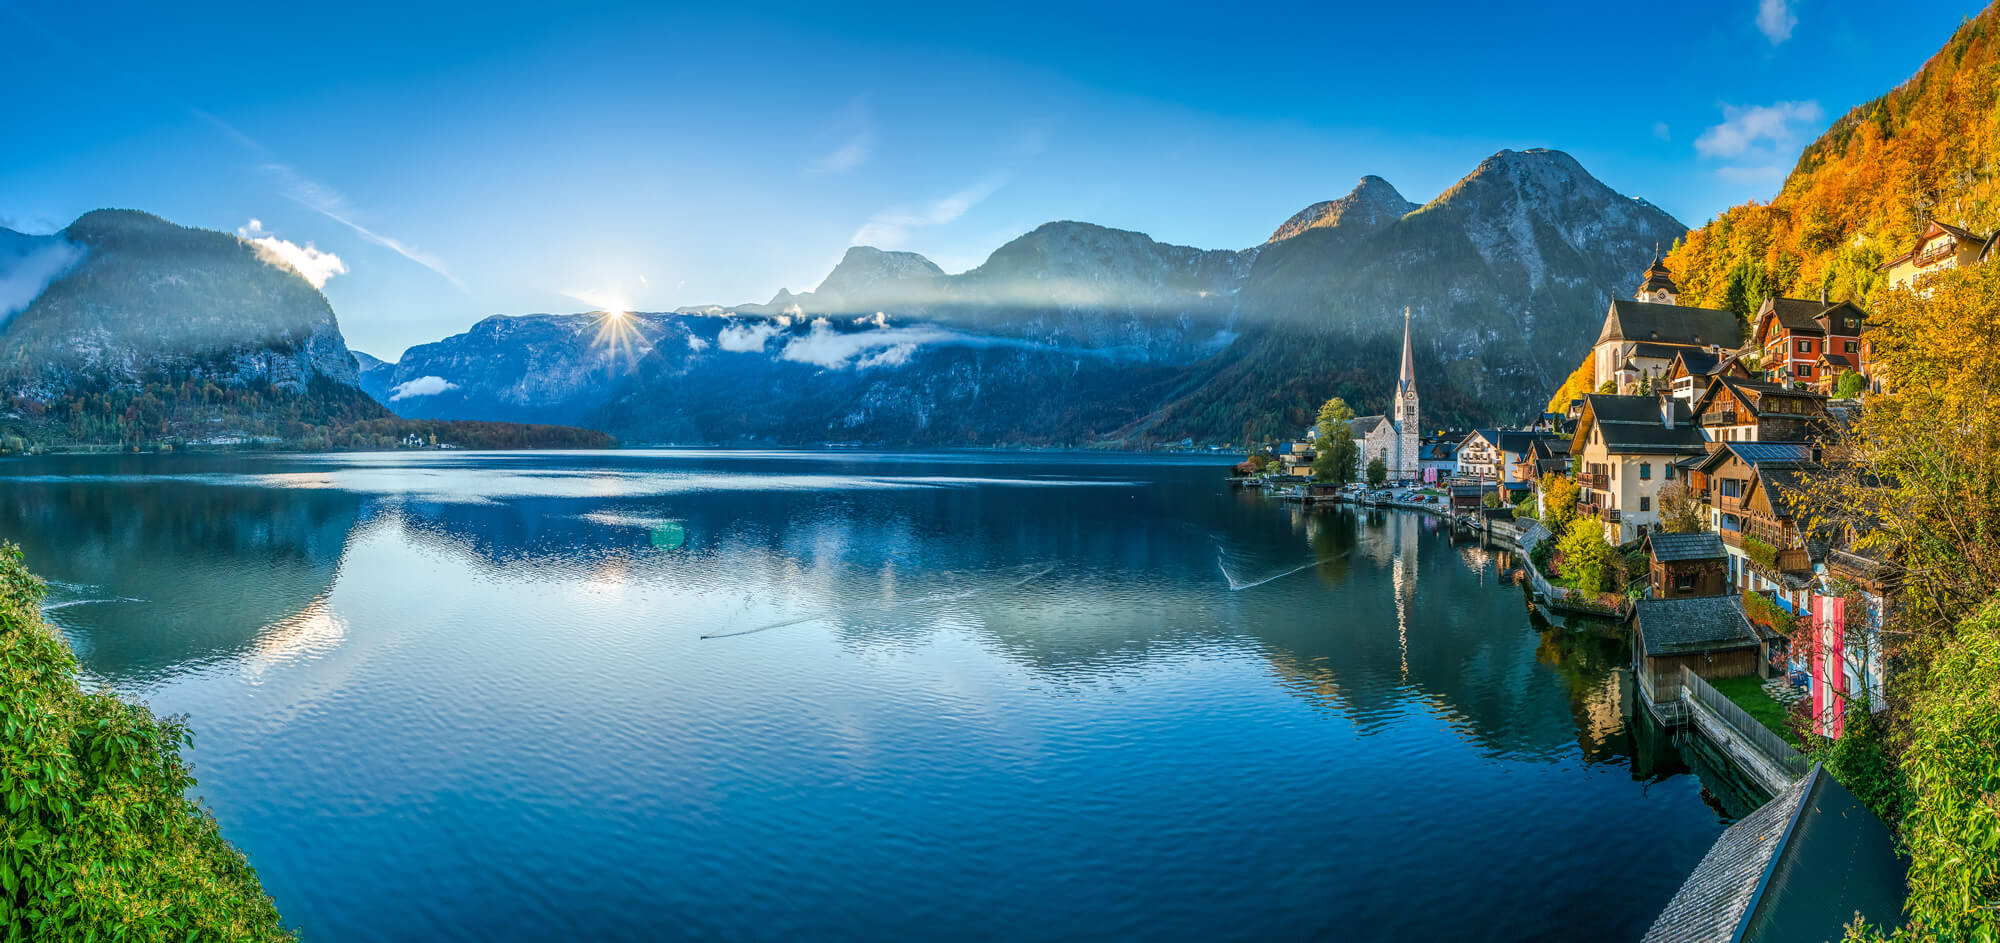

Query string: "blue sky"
[[0, 0, 1986, 357]]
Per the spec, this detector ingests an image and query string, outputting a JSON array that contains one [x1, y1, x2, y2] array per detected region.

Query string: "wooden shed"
[[1646, 531, 1728, 598], [1634, 595, 1762, 694]]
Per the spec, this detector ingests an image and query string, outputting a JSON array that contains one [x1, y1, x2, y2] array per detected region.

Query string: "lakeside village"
[[1228, 224, 1997, 939]]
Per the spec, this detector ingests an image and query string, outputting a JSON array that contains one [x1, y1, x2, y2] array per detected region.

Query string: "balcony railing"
[[1701, 410, 1740, 426], [1720, 529, 1743, 548], [1579, 472, 1608, 489]]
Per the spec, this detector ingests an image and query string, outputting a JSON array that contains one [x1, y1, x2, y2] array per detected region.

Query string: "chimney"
[[1661, 394, 1676, 429], [1820, 285, 1828, 304]]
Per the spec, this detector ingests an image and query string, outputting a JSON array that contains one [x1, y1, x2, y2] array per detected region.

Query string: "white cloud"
[[1756, 0, 1797, 44], [388, 375, 459, 400], [0, 238, 84, 323], [237, 219, 348, 288], [852, 174, 1010, 248], [687, 334, 710, 352], [1695, 101, 1823, 159], [809, 134, 873, 174], [717, 320, 783, 352], [1652, 122, 1671, 142], [778, 319, 960, 369], [807, 97, 874, 174]]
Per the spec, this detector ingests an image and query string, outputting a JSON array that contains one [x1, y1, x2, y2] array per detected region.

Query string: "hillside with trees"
[[1665, 6, 2000, 315]]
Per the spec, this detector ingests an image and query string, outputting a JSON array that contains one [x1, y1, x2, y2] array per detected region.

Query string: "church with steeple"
[[1349, 308, 1420, 482]]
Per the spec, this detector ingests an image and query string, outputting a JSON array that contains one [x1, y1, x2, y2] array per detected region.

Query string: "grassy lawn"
[[1708, 675, 1802, 748]]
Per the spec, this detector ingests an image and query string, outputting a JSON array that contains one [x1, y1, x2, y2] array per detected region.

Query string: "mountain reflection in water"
[[1, 450, 1737, 942]]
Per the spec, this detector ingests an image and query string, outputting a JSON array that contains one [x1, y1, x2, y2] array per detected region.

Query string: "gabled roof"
[[1459, 428, 1501, 450], [1752, 466, 1817, 520], [1668, 348, 1723, 379], [1644, 765, 1907, 943], [1351, 415, 1387, 436], [1648, 531, 1726, 563], [1495, 430, 1554, 459], [1573, 394, 1707, 455], [1692, 376, 1828, 422], [1635, 595, 1758, 657], [1816, 352, 1855, 370], [1753, 297, 1869, 346], [1877, 219, 1991, 271], [1597, 299, 1744, 349], [1693, 441, 1817, 476]]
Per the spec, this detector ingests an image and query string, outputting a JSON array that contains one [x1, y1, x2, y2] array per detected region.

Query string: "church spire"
[[1397, 306, 1415, 397]]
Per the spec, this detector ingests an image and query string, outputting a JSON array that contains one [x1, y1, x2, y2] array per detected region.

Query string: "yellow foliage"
[[1546, 355, 1593, 415], [1667, 7, 2000, 313]]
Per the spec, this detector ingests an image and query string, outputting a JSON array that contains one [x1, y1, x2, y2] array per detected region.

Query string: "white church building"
[[1351, 309, 1420, 483]]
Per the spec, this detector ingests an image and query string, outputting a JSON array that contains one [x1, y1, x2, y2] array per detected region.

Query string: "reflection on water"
[[0, 450, 1734, 942]]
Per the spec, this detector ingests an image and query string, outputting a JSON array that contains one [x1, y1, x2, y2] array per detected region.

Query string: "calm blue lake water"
[[3, 450, 1742, 940]]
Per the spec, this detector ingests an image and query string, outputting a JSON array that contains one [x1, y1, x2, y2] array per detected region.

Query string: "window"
[[1639, 463, 1651, 480], [1666, 464, 1676, 480], [1639, 496, 1651, 512], [1798, 365, 1813, 378], [1845, 341, 1859, 354], [1675, 570, 1696, 592], [1797, 339, 1812, 353]]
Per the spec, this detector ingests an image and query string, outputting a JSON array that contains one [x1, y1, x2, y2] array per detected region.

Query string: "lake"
[[3, 450, 1746, 941]]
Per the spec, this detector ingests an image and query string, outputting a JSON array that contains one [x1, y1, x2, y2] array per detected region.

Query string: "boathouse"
[[1643, 764, 1907, 942], [1647, 532, 1728, 599], [1634, 595, 1761, 693]]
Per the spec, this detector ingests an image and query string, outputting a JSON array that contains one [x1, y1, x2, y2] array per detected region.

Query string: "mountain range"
[[360, 147, 1685, 446], [0, 147, 1682, 449]]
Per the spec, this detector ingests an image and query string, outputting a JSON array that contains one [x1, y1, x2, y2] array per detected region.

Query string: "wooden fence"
[[1679, 665, 1809, 782]]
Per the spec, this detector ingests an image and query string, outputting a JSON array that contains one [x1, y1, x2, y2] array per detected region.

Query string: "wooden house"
[[1689, 375, 1830, 444], [1750, 295, 1868, 388], [1634, 595, 1763, 690], [1646, 531, 1728, 598], [1693, 442, 1822, 609], [1664, 347, 1749, 404], [1875, 219, 1989, 292]]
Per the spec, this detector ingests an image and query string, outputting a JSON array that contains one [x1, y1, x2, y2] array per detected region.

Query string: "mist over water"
[[1, 450, 1742, 941]]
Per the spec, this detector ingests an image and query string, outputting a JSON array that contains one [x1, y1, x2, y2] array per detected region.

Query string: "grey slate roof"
[[1648, 531, 1726, 563], [1350, 415, 1387, 436], [1597, 299, 1744, 349], [1643, 771, 1816, 942], [1636, 595, 1758, 657], [1581, 394, 1708, 454], [1646, 765, 1909, 943]]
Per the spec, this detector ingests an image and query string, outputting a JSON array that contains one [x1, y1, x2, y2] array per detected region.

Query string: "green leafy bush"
[[0, 544, 292, 940]]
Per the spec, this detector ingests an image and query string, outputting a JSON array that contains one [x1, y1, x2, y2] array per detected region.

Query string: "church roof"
[[1596, 300, 1744, 350], [1350, 415, 1388, 436], [1397, 307, 1417, 397]]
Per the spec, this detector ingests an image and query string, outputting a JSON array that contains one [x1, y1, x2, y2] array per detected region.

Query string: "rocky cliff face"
[[362, 148, 1686, 445]]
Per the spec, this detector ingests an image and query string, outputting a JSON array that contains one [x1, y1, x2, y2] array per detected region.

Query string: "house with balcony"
[[1591, 259, 1743, 396], [1689, 375, 1831, 444], [1875, 218, 1990, 292], [1568, 394, 1708, 545], [1692, 442, 1823, 612], [1750, 294, 1868, 388], [1664, 347, 1749, 404], [1455, 429, 1502, 481]]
